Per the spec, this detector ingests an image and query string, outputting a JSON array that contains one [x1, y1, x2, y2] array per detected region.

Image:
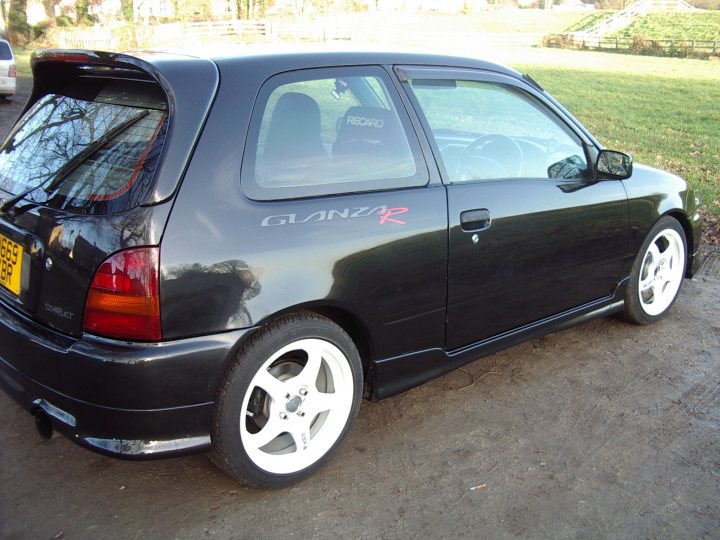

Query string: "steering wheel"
[[455, 134, 524, 181]]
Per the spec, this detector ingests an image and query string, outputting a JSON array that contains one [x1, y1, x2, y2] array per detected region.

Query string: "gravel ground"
[[1, 78, 719, 540], [0, 79, 28, 140]]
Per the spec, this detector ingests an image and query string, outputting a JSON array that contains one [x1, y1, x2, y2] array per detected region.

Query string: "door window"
[[407, 79, 589, 183], [242, 67, 427, 201]]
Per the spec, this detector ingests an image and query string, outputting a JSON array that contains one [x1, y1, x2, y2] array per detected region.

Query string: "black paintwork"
[[0, 47, 701, 458], [446, 178, 629, 349]]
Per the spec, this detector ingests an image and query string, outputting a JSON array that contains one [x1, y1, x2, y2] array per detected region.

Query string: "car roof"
[[126, 43, 522, 79], [31, 45, 523, 88]]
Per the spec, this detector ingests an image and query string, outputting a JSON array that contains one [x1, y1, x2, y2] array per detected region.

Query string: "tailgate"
[[0, 49, 218, 336]]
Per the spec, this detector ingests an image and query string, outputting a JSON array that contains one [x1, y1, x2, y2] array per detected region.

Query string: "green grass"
[[393, 10, 592, 34], [462, 10, 589, 33], [564, 11, 614, 32], [510, 50, 720, 216], [614, 12, 720, 40], [11, 46, 33, 78]]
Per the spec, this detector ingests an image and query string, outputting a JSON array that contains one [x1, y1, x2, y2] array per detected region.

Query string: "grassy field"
[[462, 10, 587, 33], [564, 11, 614, 32], [386, 10, 591, 34], [614, 12, 720, 40], [11, 46, 33, 78], [509, 49, 720, 218]]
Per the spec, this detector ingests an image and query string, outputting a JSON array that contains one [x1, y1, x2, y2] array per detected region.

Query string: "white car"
[[0, 39, 16, 100]]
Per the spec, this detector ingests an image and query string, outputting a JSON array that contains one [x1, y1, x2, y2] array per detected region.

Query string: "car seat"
[[258, 92, 330, 186], [332, 106, 412, 181]]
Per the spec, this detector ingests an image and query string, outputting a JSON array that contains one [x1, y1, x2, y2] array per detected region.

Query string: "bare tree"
[[42, 0, 61, 26]]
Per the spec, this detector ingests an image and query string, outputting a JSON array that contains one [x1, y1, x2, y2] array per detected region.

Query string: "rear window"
[[0, 83, 167, 214], [0, 41, 12, 61]]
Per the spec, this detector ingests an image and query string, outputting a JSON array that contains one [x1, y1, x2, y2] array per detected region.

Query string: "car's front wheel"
[[211, 312, 362, 487], [623, 216, 687, 324]]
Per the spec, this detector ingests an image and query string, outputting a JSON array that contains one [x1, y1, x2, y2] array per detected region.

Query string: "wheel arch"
[[664, 210, 695, 277], [248, 303, 376, 398], [210, 305, 365, 486]]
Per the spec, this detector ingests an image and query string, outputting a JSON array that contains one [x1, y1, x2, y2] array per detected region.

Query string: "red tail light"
[[8, 64, 15, 78], [83, 247, 161, 341]]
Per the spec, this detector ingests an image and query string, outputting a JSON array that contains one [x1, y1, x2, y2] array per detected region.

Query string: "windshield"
[[0, 93, 166, 214]]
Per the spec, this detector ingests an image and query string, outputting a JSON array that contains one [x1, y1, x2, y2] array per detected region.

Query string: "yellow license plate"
[[0, 233, 23, 296]]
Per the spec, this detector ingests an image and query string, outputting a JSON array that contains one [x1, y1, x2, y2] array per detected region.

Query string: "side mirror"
[[596, 150, 633, 180]]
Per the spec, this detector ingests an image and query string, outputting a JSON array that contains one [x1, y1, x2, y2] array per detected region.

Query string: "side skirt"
[[369, 280, 628, 401]]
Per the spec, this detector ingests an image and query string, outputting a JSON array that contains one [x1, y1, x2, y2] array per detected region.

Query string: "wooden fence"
[[544, 33, 720, 57], [51, 19, 716, 58], [51, 19, 545, 52]]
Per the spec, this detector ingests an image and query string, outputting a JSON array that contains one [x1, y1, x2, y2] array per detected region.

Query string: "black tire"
[[211, 311, 363, 487], [623, 216, 687, 325]]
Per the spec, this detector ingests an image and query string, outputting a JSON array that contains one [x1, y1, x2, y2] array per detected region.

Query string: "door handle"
[[460, 209, 491, 232]]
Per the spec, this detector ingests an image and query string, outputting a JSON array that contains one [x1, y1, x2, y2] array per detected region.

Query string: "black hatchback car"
[[0, 48, 701, 487]]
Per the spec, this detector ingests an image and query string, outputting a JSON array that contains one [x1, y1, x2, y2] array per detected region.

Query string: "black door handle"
[[460, 209, 491, 232]]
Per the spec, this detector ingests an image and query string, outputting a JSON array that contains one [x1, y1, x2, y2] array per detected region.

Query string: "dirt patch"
[[701, 209, 720, 256], [1, 76, 719, 540]]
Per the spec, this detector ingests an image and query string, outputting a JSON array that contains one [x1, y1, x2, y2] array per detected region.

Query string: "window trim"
[[241, 66, 429, 202]]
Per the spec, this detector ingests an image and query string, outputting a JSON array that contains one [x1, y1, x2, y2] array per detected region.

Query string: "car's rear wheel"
[[211, 312, 362, 487], [623, 216, 687, 324]]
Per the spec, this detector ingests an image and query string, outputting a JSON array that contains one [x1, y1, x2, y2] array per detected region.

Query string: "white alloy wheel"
[[212, 313, 362, 487], [623, 216, 687, 325], [239, 338, 354, 474], [637, 228, 685, 316]]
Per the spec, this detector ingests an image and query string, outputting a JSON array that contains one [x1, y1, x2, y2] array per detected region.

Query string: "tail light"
[[8, 64, 15, 78], [83, 247, 161, 341]]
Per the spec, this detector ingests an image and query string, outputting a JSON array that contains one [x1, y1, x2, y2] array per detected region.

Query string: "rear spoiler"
[[24, 49, 220, 205], [27, 50, 159, 118]]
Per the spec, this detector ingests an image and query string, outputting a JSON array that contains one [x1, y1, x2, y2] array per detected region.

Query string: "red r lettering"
[[377, 207, 408, 225]]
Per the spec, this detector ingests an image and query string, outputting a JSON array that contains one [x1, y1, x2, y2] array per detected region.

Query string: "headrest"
[[333, 106, 415, 180], [258, 91, 329, 185], [334, 106, 401, 148], [264, 92, 323, 160]]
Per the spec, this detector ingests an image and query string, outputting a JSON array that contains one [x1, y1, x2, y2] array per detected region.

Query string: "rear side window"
[[242, 66, 427, 201], [0, 83, 167, 214]]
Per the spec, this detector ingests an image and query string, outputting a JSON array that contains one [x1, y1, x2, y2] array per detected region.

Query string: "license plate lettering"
[[0, 234, 23, 296]]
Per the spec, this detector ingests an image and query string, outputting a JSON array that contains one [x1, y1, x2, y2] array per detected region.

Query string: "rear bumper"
[[0, 77, 15, 95], [0, 300, 254, 458]]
